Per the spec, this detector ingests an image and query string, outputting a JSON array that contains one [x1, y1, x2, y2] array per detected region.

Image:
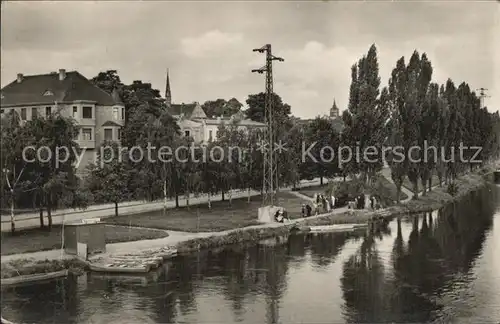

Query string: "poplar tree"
[[342, 44, 386, 184]]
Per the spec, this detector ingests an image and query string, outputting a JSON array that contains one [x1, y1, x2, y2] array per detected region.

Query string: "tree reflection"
[[309, 232, 352, 268], [340, 184, 498, 323], [3, 186, 497, 324], [0, 277, 77, 324], [341, 231, 386, 323]]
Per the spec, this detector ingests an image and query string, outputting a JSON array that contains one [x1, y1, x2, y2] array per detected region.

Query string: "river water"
[[2, 184, 500, 323]]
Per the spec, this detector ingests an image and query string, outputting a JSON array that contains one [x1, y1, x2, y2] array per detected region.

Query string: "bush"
[[447, 182, 459, 196], [329, 179, 364, 199]]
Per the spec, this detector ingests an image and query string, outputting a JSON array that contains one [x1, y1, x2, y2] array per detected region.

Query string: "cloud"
[[180, 30, 244, 58]]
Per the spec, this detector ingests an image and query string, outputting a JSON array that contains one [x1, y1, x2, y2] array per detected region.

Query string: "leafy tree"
[[245, 92, 292, 131], [304, 116, 340, 185], [202, 98, 242, 118], [23, 113, 84, 229], [1, 110, 31, 232], [86, 142, 132, 217], [387, 57, 409, 203], [127, 104, 180, 203], [90, 70, 123, 95], [406, 51, 433, 198], [342, 44, 387, 184], [280, 123, 305, 189]]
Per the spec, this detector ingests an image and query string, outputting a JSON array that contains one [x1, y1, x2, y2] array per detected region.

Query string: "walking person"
[[331, 194, 336, 209], [323, 195, 329, 213], [306, 204, 312, 216]]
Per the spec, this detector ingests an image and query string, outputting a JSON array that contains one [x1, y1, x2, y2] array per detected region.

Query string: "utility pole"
[[477, 88, 490, 108], [251, 44, 284, 207]]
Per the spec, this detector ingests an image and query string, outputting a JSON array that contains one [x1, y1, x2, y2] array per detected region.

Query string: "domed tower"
[[330, 98, 339, 119]]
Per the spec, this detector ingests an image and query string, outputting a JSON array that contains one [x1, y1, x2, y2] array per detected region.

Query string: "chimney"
[[17, 73, 23, 83], [59, 69, 66, 81]]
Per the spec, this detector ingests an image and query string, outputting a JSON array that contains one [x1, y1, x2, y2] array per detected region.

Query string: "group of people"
[[298, 193, 337, 217], [348, 194, 379, 210]]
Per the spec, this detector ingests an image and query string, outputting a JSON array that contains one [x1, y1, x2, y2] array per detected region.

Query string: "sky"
[[1, 1, 499, 118]]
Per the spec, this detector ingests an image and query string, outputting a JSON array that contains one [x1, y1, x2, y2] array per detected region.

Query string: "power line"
[[251, 44, 284, 207]]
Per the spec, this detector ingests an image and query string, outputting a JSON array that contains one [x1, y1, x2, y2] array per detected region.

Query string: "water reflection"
[[2, 185, 499, 323]]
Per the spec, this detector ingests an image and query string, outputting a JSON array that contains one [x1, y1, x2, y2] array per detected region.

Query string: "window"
[[45, 106, 51, 117], [118, 128, 122, 140], [113, 107, 119, 120], [104, 129, 113, 141], [82, 106, 92, 119], [0, 109, 4, 114], [72, 106, 78, 118], [208, 130, 213, 141], [81, 128, 92, 141], [121, 108, 125, 120], [32, 108, 37, 118], [20, 108, 27, 120], [184, 130, 190, 137]]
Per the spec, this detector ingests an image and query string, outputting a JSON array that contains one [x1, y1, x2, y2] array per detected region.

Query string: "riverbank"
[[1, 178, 326, 232], [2, 165, 496, 281]]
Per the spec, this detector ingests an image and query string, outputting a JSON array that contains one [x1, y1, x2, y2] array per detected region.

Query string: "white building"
[[164, 71, 265, 142]]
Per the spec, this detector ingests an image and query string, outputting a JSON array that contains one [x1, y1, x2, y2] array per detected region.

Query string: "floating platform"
[[1, 269, 69, 286], [308, 224, 367, 233], [89, 264, 167, 286], [89, 261, 157, 274]]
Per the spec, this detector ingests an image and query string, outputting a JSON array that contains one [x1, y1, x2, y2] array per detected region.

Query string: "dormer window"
[[43, 90, 53, 96]]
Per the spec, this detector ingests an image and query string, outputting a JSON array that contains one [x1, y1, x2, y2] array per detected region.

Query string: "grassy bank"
[[175, 167, 495, 255], [1, 258, 87, 279], [174, 209, 382, 254], [107, 192, 309, 232], [1, 225, 169, 256], [401, 170, 494, 214]]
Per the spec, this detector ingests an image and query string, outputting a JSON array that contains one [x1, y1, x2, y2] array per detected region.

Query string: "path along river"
[[2, 183, 500, 323]]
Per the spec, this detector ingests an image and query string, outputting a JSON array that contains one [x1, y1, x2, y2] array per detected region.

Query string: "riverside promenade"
[[1, 199, 352, 265], [1, 178, 325, 232]]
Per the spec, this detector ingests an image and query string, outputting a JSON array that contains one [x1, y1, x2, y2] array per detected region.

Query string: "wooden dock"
[[87, 246, 177, 274]]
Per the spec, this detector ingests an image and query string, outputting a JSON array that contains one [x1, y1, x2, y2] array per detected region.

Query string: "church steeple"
[[330, 98, 339, 119], [165, 69, 172, 106]]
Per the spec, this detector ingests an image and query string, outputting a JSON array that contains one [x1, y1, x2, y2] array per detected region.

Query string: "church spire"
[[165, 69, 172, 106]]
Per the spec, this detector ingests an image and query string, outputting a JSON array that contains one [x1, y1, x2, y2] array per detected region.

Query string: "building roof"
[[1, 71, 122, 107], [101, 121, 122, 127], [166, 103, 197, 117]]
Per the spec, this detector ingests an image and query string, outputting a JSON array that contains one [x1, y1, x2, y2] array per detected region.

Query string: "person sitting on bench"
[[274, 209, 289, 223]]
